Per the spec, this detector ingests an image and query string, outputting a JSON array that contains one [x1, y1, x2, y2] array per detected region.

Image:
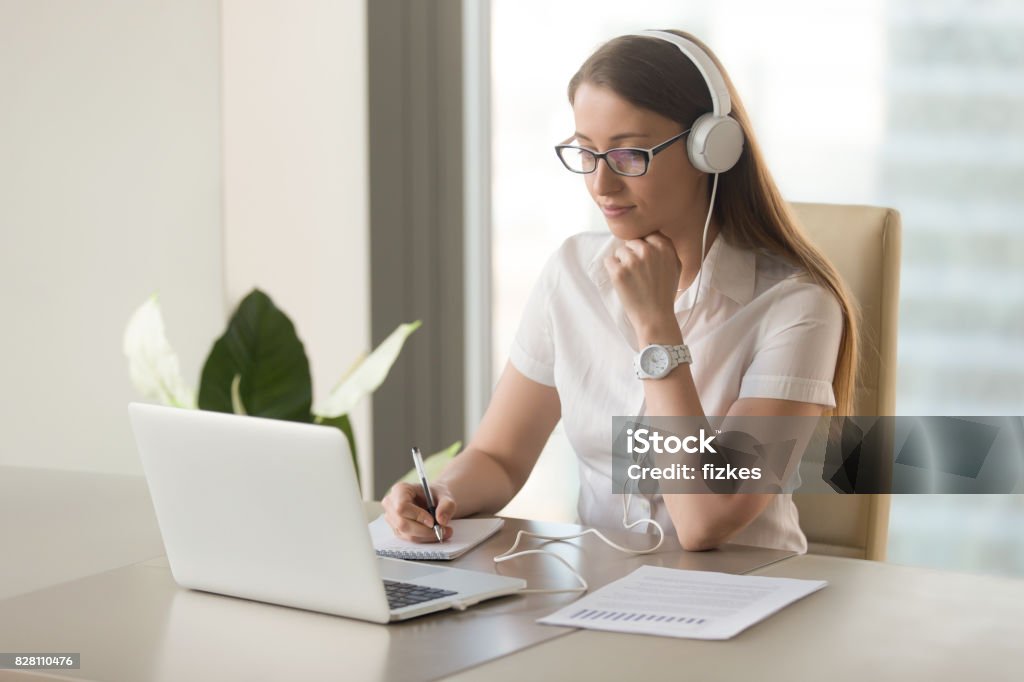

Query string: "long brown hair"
[[568, 30, 859, 416]]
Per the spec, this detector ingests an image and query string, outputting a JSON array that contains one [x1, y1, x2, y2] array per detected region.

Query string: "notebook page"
[[368, 515, 504, 560]]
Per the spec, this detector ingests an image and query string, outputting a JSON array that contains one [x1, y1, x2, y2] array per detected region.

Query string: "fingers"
[[608, 239, 672, 279], [643, 231, 676, 252], [620, 236, 676, 263], [614, 244, 639, 266], [381, 482, 456, 542], [603, 254, 622, 278], [435, 494, 457, 526], [381, 482, 435, 541], [636, 233, 679, 264], [399, 523, 454, 543], [621, 240, 649, 258]]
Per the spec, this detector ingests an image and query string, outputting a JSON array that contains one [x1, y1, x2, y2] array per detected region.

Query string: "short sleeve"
[[739, 281, 844, 407], [508, 251, 560, 387]]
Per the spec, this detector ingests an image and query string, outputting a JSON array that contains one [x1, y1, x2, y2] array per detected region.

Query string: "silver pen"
[[411, 447, 444, 543]]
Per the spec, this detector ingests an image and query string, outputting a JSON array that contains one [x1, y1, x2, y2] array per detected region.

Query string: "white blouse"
[[509, 231, 844, 553]]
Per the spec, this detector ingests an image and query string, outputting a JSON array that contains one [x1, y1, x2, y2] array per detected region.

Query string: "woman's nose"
[[591, 157, 623, 195]]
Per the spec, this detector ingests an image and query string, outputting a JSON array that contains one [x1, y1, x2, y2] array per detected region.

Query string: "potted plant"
[[123, 289, 458, 483]]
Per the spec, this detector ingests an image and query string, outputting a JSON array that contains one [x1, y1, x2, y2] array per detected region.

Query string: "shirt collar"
[[707, 235, 757, 306]]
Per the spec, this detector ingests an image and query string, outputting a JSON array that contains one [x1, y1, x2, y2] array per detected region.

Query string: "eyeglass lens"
[[560, 147, 647, 176]]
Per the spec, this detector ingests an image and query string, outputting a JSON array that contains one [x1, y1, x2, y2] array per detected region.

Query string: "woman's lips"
[[601, 205, 634, 217]]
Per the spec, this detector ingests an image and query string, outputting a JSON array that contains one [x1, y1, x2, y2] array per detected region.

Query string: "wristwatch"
[[634, 344, 691, 380]]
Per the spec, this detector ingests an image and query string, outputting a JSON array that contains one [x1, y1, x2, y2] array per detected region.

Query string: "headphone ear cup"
[[687, 113, 745, 173]]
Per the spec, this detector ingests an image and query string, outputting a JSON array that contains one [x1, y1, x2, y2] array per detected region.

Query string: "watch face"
[[640, 346, 670, 377]]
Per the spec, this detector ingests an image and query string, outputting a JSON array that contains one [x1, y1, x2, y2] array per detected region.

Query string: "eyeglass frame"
[[554, 128, 693, 177]]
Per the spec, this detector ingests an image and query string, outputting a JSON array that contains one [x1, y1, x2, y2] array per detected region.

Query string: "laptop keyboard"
[[383, 579, 457, 610]]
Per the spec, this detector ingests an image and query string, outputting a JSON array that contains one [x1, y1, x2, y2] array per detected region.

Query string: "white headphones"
[[631, 30, 745, 174]]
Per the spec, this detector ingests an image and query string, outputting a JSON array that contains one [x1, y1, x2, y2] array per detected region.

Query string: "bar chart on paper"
[[568, 609, 707, 625]]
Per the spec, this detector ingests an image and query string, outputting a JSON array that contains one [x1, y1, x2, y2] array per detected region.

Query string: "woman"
[[383, 30, 858, 553]]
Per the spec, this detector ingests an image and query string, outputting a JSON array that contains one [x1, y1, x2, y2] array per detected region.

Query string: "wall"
[[0, 0, 224, 474], [0, 0, 372, 489], [221, 0, 373, 492]]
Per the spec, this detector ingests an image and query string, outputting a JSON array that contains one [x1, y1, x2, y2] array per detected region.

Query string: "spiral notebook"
[[368, 515, 505, 560]]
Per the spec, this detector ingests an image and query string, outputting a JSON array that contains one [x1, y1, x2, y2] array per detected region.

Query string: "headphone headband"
[[631, 30, 732, 118], [629, 29, 743, 174]]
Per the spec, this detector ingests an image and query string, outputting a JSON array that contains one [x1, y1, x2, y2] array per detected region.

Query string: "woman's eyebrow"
[[574, 131, 650, 142]]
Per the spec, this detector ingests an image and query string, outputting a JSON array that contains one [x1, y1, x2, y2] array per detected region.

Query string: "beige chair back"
[[789, 202, 901, 560]]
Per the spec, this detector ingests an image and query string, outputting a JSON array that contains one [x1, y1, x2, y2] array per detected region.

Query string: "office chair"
[[789, 202, 902, 561]]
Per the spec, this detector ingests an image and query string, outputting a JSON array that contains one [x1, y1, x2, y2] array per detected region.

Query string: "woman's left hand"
[[603, 232, 682, 340]]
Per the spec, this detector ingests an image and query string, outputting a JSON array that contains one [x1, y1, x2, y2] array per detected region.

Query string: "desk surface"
[[448, 553, 1024, 682], [0, 467, 792, 682], [3, 467, 1023, 682]]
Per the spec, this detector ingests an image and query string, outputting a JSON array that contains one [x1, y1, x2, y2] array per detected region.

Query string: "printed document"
[[539, 565, 825, 640]]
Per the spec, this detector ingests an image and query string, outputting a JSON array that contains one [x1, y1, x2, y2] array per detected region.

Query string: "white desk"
[[2, 467, 1022, 681], [0, 467, 793, 681], [448, 553, 1024, 681]]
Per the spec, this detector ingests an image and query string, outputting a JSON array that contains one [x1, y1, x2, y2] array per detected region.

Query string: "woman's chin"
[[606, 221, 655, 242]]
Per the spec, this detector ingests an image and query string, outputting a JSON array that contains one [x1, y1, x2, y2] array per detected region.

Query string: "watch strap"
[[667, 344, 692, 366]]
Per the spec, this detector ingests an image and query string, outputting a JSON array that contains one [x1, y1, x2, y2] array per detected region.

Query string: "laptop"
[[128, 402, 525, 623]]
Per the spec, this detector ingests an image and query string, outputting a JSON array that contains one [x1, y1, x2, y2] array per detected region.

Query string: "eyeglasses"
[[554, 128, 692, 177]]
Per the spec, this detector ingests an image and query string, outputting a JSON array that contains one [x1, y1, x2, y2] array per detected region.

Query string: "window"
[[489, 0, 1024, 575]]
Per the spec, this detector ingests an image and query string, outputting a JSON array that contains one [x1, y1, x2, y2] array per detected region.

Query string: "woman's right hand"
[[381, 481, 457, 542]]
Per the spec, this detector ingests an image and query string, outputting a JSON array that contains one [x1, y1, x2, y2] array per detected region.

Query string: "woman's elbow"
[[673, 495, 771, 551], [676, 527, 724, 552]]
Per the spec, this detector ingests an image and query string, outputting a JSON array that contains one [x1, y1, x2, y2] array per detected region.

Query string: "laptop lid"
[[128, 403, 393, 624]]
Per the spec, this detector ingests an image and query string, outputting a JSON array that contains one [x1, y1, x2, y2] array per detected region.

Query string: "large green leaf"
[[316, 413, 360, 481], [198, 289, 312, 422]]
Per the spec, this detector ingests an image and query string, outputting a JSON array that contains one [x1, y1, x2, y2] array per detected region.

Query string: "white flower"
[[123, 295, 196, 408]]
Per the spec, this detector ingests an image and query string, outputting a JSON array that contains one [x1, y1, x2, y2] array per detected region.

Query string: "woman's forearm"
[[636, 322, 764, 550], [644, 366, 754, 549], [436, 445, 523, 517]]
